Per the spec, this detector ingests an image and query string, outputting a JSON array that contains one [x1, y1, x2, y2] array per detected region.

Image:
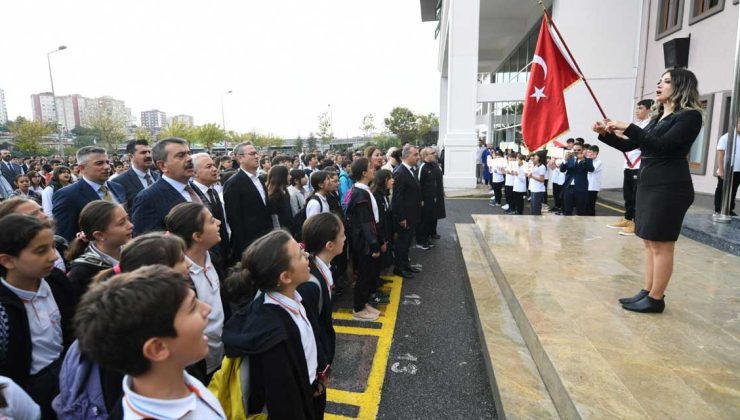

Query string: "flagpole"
[[537, 0, 607, 119]]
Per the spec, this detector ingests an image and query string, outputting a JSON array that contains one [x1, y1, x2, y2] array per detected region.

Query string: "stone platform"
[[458, 214, 740, 419]]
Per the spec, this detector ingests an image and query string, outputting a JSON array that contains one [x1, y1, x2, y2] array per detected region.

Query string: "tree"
[[227, 131, 254, 146], [417, 112, 439, 146], [194, 123, 226, 152], [360, 113, 376, 141], [384, 107, 418, 144], [10, 119, 53, 155], [159, 120, 194, 142], [306, 132, 318, 152], [317, 112, 333, 145], [133, 127, 152, 141], [293, 136, 303, 154], [371, 132, 401, 151], [85, 102, 127, 152]]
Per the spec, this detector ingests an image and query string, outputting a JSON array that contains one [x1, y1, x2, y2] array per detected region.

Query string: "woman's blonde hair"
[[652, 68, 703, 119]]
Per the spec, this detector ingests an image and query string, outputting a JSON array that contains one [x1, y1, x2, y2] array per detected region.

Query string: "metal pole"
[[221, 90, 232, 147], [713, 6, 740, 224], [47, 49, 63, 157]]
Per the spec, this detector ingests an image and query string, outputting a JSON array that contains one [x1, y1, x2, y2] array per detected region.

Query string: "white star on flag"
[[530, 86, 547, 102]]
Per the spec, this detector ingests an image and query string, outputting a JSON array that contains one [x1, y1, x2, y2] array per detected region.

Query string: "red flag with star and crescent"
[[521, 17, 581, 151]]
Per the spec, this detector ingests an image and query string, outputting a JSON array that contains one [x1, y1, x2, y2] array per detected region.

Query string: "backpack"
[[291, 195, 322, 241], [341, 186, 353, 215], [307, 275, 324, 314], [208, 356, 267, 420]]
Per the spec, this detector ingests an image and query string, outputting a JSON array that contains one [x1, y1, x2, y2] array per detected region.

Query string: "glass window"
[[688, 94, 714, 175], [689, 0, 724, 24], [656, 0, 684, 40]]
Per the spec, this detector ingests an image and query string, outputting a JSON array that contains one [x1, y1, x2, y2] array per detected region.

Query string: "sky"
[[0, 0, 441, 138]]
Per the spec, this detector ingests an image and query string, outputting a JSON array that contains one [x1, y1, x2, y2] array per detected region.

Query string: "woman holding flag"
[[593, 68, 703, 314]]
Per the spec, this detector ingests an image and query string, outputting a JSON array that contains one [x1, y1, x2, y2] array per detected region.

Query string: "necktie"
[[99, 184, 113, 202], [184, 184, 202, 204], [144, 173, 153, 186], [207, 188, 224, 221]]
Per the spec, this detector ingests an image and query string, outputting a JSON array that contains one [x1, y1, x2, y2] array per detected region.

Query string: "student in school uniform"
[[298, 213, 344, 420], [528, 152, 548, 215], [503, 152, 517, 212], [586, 145, 603, 216], [510, 154, 527, 215], [488, 150, 506, 207], [74, 265, 226, 420], [548, 156, 566, 214], [305, 171, 332, 220], [0, 215, 75, 419], [220, 230, 320, 419]]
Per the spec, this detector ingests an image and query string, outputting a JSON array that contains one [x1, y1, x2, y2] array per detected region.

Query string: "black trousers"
[[714, 172, 740, 212], [587, 191, 598, 216], [563, 187, 589, 216], [543, 179, 549, 206], [623, 168, 639, 220], [415, 200, 436, 245], [511, 191, 525, 214], [395, 222, 414, 269], [355, 252, 381, 311], [430, 219, 438, 236], [504, 185, 514, 206], [491, 181, 504, 204], [552, 183, 563, 210]]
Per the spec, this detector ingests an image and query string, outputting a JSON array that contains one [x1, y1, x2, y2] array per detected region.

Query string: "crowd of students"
[[482, 137, 606, 220], [0, 139, 445, 419]]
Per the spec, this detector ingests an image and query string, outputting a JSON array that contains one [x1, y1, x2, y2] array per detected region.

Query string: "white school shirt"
[[264, 291, 318, 384], [588, 158, 603, 191], [529, 165, 547, 193], [551, 159, 566, 185], [186, 254, 225, 374], [305, 193, 330, 220], [504, 161, 516, 187], [315, 256, 334, 289], [354, 182, 379, 223], [513, 165, 527, 193], [122, 371, 226, 419], [0, 376, 41, 419], [41, 185, 55, 217], [491, 157, 506, 183], [1, 278, 63, 375], [717, 132, 740, 173]]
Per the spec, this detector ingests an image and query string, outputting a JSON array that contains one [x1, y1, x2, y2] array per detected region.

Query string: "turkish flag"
[[521, 18, 581, 151]]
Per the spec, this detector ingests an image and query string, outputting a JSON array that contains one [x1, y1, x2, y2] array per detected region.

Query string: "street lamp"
[[221, 89, 233, 132], [47, 45, 67, 157]]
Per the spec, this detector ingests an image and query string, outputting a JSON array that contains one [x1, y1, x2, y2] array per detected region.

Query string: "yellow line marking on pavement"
[[325, 415, 356, 420], [597, 201, 625, 213], [327, 275, 402, 419]]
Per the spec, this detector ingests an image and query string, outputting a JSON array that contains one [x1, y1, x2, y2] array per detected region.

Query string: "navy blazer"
[[131, 178, 186, 236], [1, 161, 17, 186], [110, 168, 159, 211], [52, 179, 127, 241], [223, 170, 271, 263], [560, 157, 594, 193]]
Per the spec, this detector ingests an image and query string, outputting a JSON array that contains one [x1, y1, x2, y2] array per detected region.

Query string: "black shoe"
[[369, 293, 390, 304], [732, 211, 738, 216], [618, 289, 649, 305], [430, 234, 441, 240], [415, 243, 431, 250], [405, 265, 422, 273], [393, 269, 414, 279], [622, 295, 665, 313]]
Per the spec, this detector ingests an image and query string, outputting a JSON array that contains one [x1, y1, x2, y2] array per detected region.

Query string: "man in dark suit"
[[131, 137, 199, 236], [392, 144, 422, 278], [560, 144, 594, 216], [415, 147, 438, 250], [1, 149, 20, 186], [190, 152, 230, 268], [223, 142, 271, 263], [110, 139, 159, 210], [53, 146, 127, 241]]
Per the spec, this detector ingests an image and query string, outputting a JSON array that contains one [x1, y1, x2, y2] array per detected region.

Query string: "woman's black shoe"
[[618, 289, 649, 305], [622, 295, 665, 313]]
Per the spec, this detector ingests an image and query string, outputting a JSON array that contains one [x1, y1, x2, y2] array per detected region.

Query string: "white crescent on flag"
[[531, 54, 548, 78]]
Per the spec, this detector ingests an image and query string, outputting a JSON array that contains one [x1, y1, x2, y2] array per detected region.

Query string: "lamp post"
[[47, 45, 67, 157]]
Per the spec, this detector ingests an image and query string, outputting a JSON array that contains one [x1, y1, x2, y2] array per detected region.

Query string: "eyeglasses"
[[237, 152, 258, 157]]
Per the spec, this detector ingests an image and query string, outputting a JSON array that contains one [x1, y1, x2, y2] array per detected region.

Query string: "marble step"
[[472, 214, 739, 419], [456, 223, 558, 420]]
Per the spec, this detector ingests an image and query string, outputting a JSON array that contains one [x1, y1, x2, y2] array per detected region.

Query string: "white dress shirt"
[[131, 166, 155, 189], [588, 158, 603, 191], [122, 371, 226, 419], [241, 169, 266, 205], [186, 253, 225, 374], [264, 291, 318, 384], [162, 175, 192, 202]]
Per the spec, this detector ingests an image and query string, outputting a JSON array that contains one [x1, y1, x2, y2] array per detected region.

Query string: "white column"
[[438, 76, 448, 149], [442, 0, 480, 190]]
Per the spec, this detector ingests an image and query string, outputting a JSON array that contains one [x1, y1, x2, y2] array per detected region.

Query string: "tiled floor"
[[466, 214, 740, 419]]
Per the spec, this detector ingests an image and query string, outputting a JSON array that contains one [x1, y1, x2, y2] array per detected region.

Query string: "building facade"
[[141, 109, 167, 130], [169, 114, 194, 127], [0, 89, 7, 124], [421, 0, 737, 194], [31, 92, 57, 124]]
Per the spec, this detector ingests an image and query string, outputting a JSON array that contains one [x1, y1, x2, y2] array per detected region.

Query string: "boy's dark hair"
[[112, 161, 124, 169], [575, 138, 585, 145], [350, 157, 369, 181], [289, 169, 306, 186], [566, 138, 575, 144], [0, 214, 53, 276], [165, 203, 207, 249], [75, 265, 190, 376], [588, 145, 600, 154], [637, 99, 655, 109], [94, 232, 186, 284], [126, 139, 150, 155], [340, 158, 352, 170], [310, 170, 329, 191], [302, 213, 343, 254], [318, 159, 335, 170]]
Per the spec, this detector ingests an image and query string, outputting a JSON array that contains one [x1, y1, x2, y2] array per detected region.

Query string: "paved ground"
[[325, 195, 622, 419]]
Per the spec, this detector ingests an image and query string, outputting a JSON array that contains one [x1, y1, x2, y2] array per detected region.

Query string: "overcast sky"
[[1, 0, 440, 138]]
